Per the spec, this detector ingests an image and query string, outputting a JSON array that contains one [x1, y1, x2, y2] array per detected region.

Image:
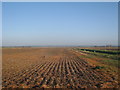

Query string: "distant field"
[[2, 47, 119, 88], [77, 46, 119, 51]]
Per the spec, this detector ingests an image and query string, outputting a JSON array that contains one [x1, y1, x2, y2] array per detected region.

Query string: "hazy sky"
[[2, 2, 118, 46]]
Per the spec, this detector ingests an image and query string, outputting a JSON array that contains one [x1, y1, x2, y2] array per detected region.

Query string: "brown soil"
[[2, 48, 119, 88]]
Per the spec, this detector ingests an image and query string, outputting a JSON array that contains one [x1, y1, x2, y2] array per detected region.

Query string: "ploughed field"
[[2, 48, 119, 88]]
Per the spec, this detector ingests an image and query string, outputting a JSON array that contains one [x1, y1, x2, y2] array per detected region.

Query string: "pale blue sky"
[[2, 2, 118, 46]]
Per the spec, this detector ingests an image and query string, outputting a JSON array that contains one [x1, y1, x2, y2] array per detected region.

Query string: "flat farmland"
[[2, 48, 119, 88]]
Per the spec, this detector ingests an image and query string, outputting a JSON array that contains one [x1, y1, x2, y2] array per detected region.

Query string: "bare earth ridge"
[[2, 48, 118, 88]]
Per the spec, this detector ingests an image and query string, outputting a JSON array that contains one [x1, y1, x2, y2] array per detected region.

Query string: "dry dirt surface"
[[2, 48, 119, 88]]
